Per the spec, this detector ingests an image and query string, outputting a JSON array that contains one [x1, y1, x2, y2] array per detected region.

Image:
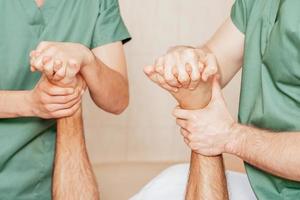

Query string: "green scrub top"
[[231, 0, 300, 199], [0, 0, 130, 199]]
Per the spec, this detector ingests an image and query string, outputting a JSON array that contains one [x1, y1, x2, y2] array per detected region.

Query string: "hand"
[[145, 46, 218, 92], [172, 76, 236, 156], [27, 75, 86, 119], [30, 41, 94, 83], [144, 64, 212, 106]]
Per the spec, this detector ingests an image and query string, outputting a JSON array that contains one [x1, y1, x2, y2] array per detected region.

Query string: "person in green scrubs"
[[141, 0, 300, 199], [0, 0, 130, 199]]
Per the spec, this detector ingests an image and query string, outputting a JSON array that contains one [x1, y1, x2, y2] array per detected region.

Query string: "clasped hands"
[[145, 46, 236, 156], [28, 41, 93, 119]]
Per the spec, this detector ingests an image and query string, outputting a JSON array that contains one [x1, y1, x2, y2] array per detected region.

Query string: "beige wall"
[[83, 0, 241, 165]]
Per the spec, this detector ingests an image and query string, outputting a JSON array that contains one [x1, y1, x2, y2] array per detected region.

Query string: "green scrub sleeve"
[[230, 0, 247, 34], [91, 0, 131, 48]]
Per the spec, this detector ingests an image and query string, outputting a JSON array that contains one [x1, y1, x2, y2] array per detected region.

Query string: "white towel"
[[130, 163, 257, 200]]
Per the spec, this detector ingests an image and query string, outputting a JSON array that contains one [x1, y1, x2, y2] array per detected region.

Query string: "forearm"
[[0, 90, 32, 118], [201, 18, 245, 88], [176, 81, 228, 200], [53, 108, 99, 199], [81, 57, 129, 114], [228, 124, 300, 181]]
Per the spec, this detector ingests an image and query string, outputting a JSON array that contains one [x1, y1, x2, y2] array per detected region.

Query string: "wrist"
[[224, 123, 246, 156], [18, 91, 35, 117]]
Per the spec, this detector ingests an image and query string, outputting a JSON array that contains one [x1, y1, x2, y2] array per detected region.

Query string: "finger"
[[32, 54, 48, 72], [44, 85, 74, 96], [184, 138, 190, 145], [154, 56, 165, 75], [187, 60, 201, 90], [202, 54, 218, 82], [180, 128, 190, 138], [66, 60, 79, 78], [30, 51, 41, 71], [52, 100, 81, 119], [176, 118, 189, 130], [47, 93, 82, 112], [53, 60, 63, 72], [43, 57, 54, 79], [145, 65, 178, 92], [164, 64, 179, 87], [53, 63, 67, 81], [198, 61, 205, 73], [30, 50, 39, 58], [46, 89, 81, 104], [177, 62, 190, 88], [164, 55, 181, 87], [173, 107, 194, 120], [150, 72, 178, 92]]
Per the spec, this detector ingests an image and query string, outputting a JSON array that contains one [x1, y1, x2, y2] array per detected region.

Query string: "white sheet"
[[130, 164, 257, 200]]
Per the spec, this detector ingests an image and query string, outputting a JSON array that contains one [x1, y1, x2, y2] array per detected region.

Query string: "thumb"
[[211, 74, 223, 101]]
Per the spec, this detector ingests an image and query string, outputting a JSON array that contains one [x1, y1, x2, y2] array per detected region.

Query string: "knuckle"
[[158, 78, 166, 84], [40, 95, 47, 103], [187, 134, 193, 141], [45, 105, 53, 112], [165, 76, 174, 82]]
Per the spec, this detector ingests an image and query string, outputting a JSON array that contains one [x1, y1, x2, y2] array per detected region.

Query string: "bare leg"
[[172, 80, 228, 200]]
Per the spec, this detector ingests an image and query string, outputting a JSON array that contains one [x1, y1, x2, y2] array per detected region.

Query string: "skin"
[[31, 41, 129, 114], [28, 40, 129, 199], [171, 18, 300, 182], [174, 74, 300, 182], [53, 108, 100, 200], [0, 1, 130, 199], [145, 57, 229, 200], [145, 18, 244, 199]]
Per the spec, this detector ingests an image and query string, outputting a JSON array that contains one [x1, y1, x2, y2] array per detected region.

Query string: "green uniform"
[[0, 0, 130, 199], [231, 0, 300, 199]]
